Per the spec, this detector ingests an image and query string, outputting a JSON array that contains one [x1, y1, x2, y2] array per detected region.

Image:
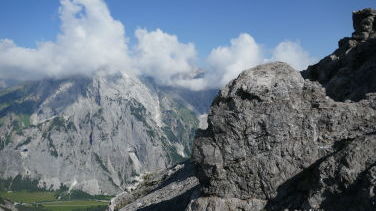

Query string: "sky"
[[0, 0, 375, 90]]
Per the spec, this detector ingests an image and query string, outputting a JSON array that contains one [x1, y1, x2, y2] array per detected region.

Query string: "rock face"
[[188, 8, 376, 210], [302, 8, 376, 102], [113, 8, 376, 210], [352, 8, 376, 40], [0, 71, 206, 195], [191, 62, 376, 210], [109, 161, 199, 211]]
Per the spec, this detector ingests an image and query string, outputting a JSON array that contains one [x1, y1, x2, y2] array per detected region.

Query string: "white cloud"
[[133, 28, 199, 88], [271, 41, 316, 70], [204, 36, 316, 88], [0, 0, 316, 91], [0, 0, 130, 80], [205, 33, 264, 88]]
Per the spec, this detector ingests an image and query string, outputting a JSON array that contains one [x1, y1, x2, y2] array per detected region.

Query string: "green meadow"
[[0, 191, 108, 211]]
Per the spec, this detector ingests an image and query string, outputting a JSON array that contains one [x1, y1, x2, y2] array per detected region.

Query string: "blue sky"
[[0, 0, 375, 89], [0, 0, 375, 58]]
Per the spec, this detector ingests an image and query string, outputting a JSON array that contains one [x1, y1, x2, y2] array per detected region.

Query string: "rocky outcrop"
[[109, 161, 199, 211], [0, 198, 17, 211], [113, 8, 376, 210], [116, 59, 376, 210], [352, 8, 376, 40], [302, 8, 376, 102], [191, 62, 376, 210], [189, 8, 376, 210], [268, 134, 376, 210]]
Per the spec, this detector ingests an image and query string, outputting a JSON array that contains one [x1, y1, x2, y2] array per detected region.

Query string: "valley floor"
[[0, 191, 108, 211]]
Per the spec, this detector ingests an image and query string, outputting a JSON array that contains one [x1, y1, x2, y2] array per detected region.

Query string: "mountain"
[[0, 71, 215, 196], [111, 8, 376, 210], [0, 79, 20, 90]]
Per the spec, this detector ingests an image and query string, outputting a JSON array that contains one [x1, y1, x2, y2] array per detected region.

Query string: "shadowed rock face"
[[352, 8, 376, 40], [303, 8, 376, 102]]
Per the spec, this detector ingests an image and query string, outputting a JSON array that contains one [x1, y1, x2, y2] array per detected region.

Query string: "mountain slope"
[[0, 71, 201, 195]]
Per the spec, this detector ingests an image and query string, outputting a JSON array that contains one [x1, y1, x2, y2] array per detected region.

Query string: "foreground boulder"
[[191, 62, 376, 210]]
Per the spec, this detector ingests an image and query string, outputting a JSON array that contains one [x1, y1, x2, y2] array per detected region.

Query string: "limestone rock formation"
[[115, 59, 376, 210], [189, 8, 376, 210], [109, 161, 199, 211], [0, 71, 206, 195], [114, 8, 376, 210], [191, 62, 376, 210]]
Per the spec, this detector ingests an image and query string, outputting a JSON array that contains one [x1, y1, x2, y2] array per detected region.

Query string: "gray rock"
[[265, 134, 376, 210], [352, 8, 376, 40], [187, 9, 376, 210], [189, 59, 376, 210], [192, 62, 376, 202], [120, 62, 376, 211], [0, 198, 17, 211], [114, 9, 376, 211], [0, 71, 200, 195], [302, 8, 376, 102], [185, 196, 266, 211], [109, 161, 200, 211]]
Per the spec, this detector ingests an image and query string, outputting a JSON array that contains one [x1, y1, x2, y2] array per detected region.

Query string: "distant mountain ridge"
[[0, 71, 216, 195]]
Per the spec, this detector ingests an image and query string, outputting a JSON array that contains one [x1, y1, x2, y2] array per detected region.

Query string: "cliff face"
[[0, 71, 207, 195], [112, 8, 376, 210]]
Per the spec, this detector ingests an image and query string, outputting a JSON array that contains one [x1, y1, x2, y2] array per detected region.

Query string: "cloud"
[[0, 0, 316, 91], [205, 33, 264, 88], [0, 0, 130, 80], [203, 36, 316, 88], [271, 41, 316, 70], [134, 28, 200, 88]]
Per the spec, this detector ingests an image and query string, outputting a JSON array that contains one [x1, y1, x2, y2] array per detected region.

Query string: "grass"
[[1, 191, 109, 211], [41, 201, 107, 211], [0, 191, 56, 203]]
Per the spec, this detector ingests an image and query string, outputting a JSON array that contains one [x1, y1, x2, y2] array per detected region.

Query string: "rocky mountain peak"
[[0, 71, 204, 196], [352, 8, 376, 40]]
